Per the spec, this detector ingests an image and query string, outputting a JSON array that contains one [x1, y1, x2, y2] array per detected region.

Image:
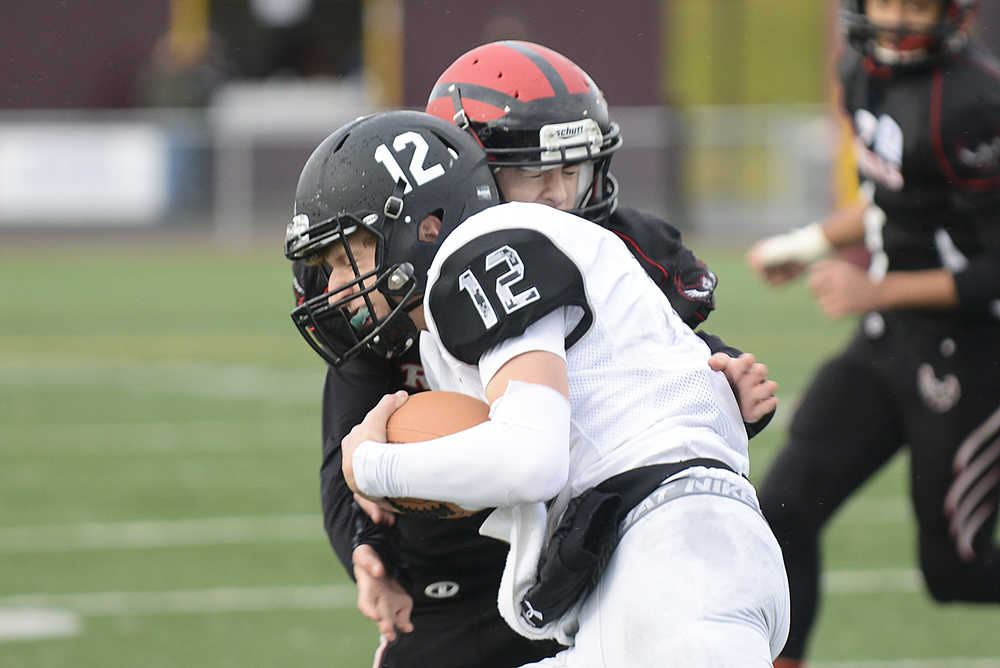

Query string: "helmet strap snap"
[[384, 196, 404, 220]]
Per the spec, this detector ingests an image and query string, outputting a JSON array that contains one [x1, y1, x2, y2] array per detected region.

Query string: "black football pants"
[[375, 594, 560, 668], [760, 315, 1000, 660]]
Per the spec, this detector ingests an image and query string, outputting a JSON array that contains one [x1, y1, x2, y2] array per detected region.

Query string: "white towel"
[[479, 502, 583, 646]]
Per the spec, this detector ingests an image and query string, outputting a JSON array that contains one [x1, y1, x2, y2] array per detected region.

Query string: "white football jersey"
[[421, 201, 749, 504]]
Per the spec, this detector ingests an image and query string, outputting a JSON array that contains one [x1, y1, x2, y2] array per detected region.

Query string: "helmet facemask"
[[842, 0, 977, 68], [475, 104, 621, 223], [290, 214, 422, 366]]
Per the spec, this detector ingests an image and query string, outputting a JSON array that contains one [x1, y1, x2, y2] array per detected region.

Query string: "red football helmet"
[[841, 0, 978, 67], [426, 41, 622, 224]]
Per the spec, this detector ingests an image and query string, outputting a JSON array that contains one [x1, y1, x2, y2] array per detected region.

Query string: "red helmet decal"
[[431, 41, 595, 105], [436, 43, 553, 102], [512, 41, 595, 96]]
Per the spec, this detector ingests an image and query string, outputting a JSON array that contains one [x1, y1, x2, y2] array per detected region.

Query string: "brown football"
[[384, 391, 491, 519]]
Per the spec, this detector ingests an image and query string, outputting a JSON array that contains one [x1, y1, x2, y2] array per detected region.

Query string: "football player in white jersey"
[[288, 110, 789, 665], [292, 41, 779, 666]]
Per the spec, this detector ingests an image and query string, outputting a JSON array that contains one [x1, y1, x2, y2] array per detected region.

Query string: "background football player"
[[746, 2, 1000, 665], [291, 42, 778, 667]]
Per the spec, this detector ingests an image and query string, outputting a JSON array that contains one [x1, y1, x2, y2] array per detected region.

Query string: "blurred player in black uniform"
[[292, 42, 777, 668], [747, 2, 1000, 665]]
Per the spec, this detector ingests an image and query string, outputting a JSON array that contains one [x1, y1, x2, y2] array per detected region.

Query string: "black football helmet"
[[425, 41, 622, 225], [842, 0, 978, 67], [286, 110, 499, 366]]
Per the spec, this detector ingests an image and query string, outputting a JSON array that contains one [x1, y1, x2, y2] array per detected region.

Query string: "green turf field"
[[1, 238, 997, 667]]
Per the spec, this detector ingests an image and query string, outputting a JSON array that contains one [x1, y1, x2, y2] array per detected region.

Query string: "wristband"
[[755, 222, 832, 267]]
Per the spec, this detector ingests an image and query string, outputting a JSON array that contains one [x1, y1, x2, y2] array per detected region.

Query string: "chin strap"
[[383, 177, 407, 220], [446, 83, 486, 149], [368, 264, 421, 360]]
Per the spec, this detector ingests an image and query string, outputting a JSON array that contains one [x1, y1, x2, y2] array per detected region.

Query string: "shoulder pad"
[[937, 63, 1000, 191], [428, 228, 591, 364], [606, 206, 680, 241], [604, 206, 715, 328]]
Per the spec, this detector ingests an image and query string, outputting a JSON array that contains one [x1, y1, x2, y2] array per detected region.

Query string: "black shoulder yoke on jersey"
[[428, 228, 592, 365], [936, 45, 1000, 190], [605, 206, 717, 328]]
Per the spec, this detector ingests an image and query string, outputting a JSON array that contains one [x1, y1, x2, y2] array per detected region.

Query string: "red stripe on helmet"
[[425, 97, 454, 122], [434, 42, 555, 102], [515, 41, 594, 96]]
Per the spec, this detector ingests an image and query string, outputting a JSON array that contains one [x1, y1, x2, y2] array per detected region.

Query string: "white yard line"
[[0, 585, 356, 616], [0, 572, 918, 621], [0, 501, 911, 554], [0, 358, 321, 403], [0, 585, 356, 642], [823, 567, 922, 594], [0, 608, 81, 641], [0, 571, 921, 615], [0, 515, 323, 552], [0, 426, 306, 461]]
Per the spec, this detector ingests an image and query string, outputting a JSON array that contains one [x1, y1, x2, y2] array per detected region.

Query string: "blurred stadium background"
[[2, 1, 1000, 666]]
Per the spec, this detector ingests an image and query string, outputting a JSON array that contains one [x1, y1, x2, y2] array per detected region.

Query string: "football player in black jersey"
[[747, 2, 1000, 665], [291, 43, 778, 668]]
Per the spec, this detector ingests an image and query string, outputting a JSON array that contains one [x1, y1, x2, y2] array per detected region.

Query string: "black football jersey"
[[605, 206, 718, 327], [839, 44, 1000, 321]]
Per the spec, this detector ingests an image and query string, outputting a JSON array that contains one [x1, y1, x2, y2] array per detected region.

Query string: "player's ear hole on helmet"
[[418, 211, 443, 242]]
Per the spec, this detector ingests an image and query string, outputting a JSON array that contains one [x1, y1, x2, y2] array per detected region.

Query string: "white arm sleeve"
[[352, 380, 570, 510], [355, 309, 572, 510]]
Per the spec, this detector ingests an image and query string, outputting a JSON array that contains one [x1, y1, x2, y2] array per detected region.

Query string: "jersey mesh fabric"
[[424, 202, 750, 501], [562, 302, 748, 498]]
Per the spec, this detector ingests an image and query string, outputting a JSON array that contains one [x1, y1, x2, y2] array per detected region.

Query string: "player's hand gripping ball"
[[385, 391, 490, 519]]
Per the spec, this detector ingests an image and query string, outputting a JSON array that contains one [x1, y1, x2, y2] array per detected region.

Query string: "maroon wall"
[[402, 0, 662, 108], [1, 1, 169, 109], [978, 2, 1000, 55]]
